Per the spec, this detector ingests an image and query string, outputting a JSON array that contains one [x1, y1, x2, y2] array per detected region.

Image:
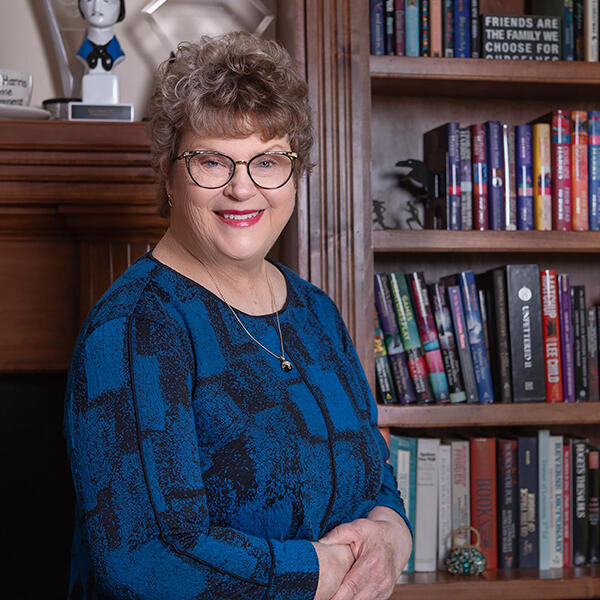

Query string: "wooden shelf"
[[391, 566, 600, 600], [373, 229, 600, 253], [378, 401, 600, 428], [370, 56, 600, 99]]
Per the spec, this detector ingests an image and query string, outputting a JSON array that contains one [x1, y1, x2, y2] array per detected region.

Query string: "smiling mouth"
[[216, 210, 264, 221]]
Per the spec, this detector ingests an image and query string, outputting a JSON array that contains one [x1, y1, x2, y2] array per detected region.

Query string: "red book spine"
[[541, 269, 563, 402], [394, 0, 405, 55], [551, 110, 572, 231], [563, 442, 572, 567], [471, 123, 488, 230], [470, 437, 498, 569], [571, 110, 589, 230]]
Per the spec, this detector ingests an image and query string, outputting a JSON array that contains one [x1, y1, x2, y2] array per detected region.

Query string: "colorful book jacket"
[[589, 110, 600, 231], [374, 274, 417, 404], [374, 309, 398, 404], [459, 127, 473, 230], [541, 269, 563, 402], [558, 274, 576, 402], [589, 448, 600, 564], [571, 110, 589, 230], [453, 0, 470, 57], [587, 308, 600, 402], [405, 0, 420, 56], [428, 283, 466, 403], [486, 120, 505, 230], [451, 440, 471, 545], [447, 285, 478, 403], [502, 123, 517, 231], [459, 271, 494, 403], [573, 439, 589, 566], [384, 0, 396, 55], [549, 435, 564, 568], [370, 0, 385, 55], [518, 436, 538, 568], [430, 0, 442, 56], [515, 124, 534, 230], [532, 123, 552, 230], [471, 123, 488, 230], [443, 0, 454, 56], [408, 272, 450, 402], [550, 111, 573, 230], [564, 440, 572, 567], [394, 0, 406, 55], [538, 429, 551, 570], [470, 0, 480, 57], [421, 0, 430, 56], [571, 285, 589, 401], [470, 437, 498, 569], [497, 438, 518, 568], [388, 272, 435, 404]]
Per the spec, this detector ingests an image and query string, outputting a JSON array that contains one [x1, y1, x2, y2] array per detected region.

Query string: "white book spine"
[[585, 0, 599, 61], [538, 429, 551, 570], [451, 440, 470, 546], [438, 444, 452, 570], [396, 448, 411, 574], [549, 435, 564, 568], [415, 438, 440, 572]]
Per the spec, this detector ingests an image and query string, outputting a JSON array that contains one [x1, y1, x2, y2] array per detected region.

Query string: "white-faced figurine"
[[77, 0, 126, 74]]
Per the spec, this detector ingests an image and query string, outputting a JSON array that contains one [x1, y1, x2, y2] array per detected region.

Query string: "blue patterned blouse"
[[64, 252, 409, 599]]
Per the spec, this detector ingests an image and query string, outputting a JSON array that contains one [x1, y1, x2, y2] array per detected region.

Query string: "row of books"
[[375, 266, 600, 405], [388, 433, 600, 572], [370, 1, 597, 61], [424, 111, 600, 231]]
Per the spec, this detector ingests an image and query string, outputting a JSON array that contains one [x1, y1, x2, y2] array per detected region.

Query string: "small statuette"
[[281, 359, 293, 372]]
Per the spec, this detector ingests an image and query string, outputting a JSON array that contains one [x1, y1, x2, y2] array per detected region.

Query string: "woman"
[[64, 32, 412, 600]]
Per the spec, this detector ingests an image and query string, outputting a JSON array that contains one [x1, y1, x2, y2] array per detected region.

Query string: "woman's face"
[[80, 0, 121, 27], [167, 131, 296, 267]]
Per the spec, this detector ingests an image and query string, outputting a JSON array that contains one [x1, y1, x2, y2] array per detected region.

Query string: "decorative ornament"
[[446, 526, 487, 575]]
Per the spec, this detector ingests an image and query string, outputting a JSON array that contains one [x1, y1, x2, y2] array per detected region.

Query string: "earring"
[[167, 193, 173, 208]]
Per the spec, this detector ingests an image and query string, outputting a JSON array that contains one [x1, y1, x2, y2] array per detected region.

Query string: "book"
[[374, 309, 398, 404], [459, 270, 494, 403], [515, 124, 534, 230], [438, 443, 452, 569], [559, 274, 576, 402], [408, 272, 450, 403], [506, 264, 546, 403], [394, 0, 406, 55], [589, 110, 600, 231], [453, 0, 470, 57], [588, 307, 600, 402], [470, 437, 497, 569], [540, 269, 563, 402], [384, 0, 396, 55], [572, 110, 589, 230], [584, 0, 599, 61], [421, 0, 430, 56], [374, 273, 417, 404], [424, 122, 461, 230], [451, 439, 471, 545], [486, 120, 505, 230], [443, 0, 454, 56], [429, 282, 467, 403], [573, 439, 589, 565], [589, 447, 600, 563], [470, 0, 479, 57], [502, 123, 517, 231], [406, 0, 421, 56], [478, 286, 491, 366], [430, 0, 442, 56], [572, 285, 589, 401], [447, 285, 479, 403], [471, 123, 489, 231], [564, 440, 573, 567], [532, 123, 552, 230], [389, 272, 435, 404], [574, 0, 584, 59], [414, 437, 440, 572], [538, 429, 551, 570], [370, 0, 385, 54], [497, 438, 518, 568], [518, 436, 538, 568], [549, 434, 564, 568], [459, 127, 473, 230], [476, 268, 512, 403]]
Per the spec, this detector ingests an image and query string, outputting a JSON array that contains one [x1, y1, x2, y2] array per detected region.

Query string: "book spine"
[[588, 110, 600, 231], [574, 0, 584, 59], [486, 120, 505, 230], [559, 274, 576, 402], [370, 0, 386, 55], [405, 0, 420, 56], [503, 124, 517, 231], [447, 285, 479, 402], [584, 0, 599, 61], [478, 287, 491, 366], [453, 0, 470, 57], [470, 0, 479, 57], [573, 439, 589, 565], [515, 124, 534, 230], [429, 0, 442, 56], [443, 0, 454, 56], [541, 269, 563, 402], [394, 0, 406, 55], [471, 123, 489, 230], [572, 285, 589, 401], [459, 127, 473, 230], [497, 438, 518, 568], [564, 441, 572, 567], [437, 444, 452, 569], [407, 436, 418, 572], [421, 0, 430, 56], [385, 0, 396, 54], [589, 448, 600, 563], [551, 110, 572, 231], [447, 122, 462, 230], [408, 272, 450, 403], [588, 307, 600, 402], [572, 110, 589, 230], [518, 436, 538, 568], [459, 271, 494, 403], [549, 435, 564, 568], [538, 429, 551, 570], [470, 437, 498, 569], [490, 268, 513, 402], [451, 440, 471, 545], [374, 309, 398, 404], [374, 273, 417, 404], [532, 123, 553, 230], [563, 0, 575, 60], [428, 283, 466, 403], [389, 272, 435, 404]]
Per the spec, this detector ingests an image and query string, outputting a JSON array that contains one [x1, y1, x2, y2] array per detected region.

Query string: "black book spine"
[[498, 438, 518, 568], [573, 439, 589, 566], [518, 436, 538, 568], [587, 307, 599, 402], [470, 0, 480, 57], [589, 448, 600, 564], [384, 0, 396, 55], [506, 264, 546, 402], [572, 285, 589, 401], [574, 0, 584, 60]]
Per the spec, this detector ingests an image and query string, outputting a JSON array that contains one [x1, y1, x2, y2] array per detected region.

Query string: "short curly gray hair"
[[148, 31, 314, 217]]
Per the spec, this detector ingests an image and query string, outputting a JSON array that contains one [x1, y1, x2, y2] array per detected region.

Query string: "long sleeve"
[[64, 314, 319, 600]]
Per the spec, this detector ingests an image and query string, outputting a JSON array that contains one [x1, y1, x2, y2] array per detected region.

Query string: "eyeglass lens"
[[187, 153, 293, 189]]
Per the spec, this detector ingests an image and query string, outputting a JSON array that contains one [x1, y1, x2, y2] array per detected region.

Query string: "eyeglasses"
[[176, 150, 298, 190]]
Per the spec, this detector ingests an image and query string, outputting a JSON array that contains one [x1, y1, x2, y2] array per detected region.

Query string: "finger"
[[330, 550, 394, 600], [319, 521, 362, 545]]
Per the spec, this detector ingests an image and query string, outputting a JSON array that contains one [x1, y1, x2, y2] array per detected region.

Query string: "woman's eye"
[[258, 159, 274, 169]]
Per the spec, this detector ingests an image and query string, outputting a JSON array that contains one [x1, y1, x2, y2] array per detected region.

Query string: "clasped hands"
[[311, 506, 413, 600]]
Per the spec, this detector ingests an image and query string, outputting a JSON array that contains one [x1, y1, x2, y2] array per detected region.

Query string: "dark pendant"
[[281, 359, 293, 372]]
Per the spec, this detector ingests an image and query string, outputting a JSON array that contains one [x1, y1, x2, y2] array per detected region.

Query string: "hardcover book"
[[572, 285, 589, 401], [394, 0, 406, 55], [421, 0, 430, 56], [549, 434, 564, 568], [485, 120, 505, 230], [502, 123, 517, 230], [430, 0, 442, 56], [587, 307, 600, 402], [564, 440, 573, 567], [584, 0, 599, 61], [538, 429, 551, 570], [405, 0, 421, 56], [497, 438, 518, 568], [453, 0, 470, 57], [459, 127, 473, 230], [515, 124, 534, 230], [451, 439, 471, 545], [589, 447, 600, 563], [571, 110, 589, 230], [559, 274, 576, 402], [374, 309, 398, 404], [518, 436, 538, 568], [443, 0, 454, 56], [384, 0, 396, 55], [590, 110, 600, 231], [532, 123, 552, 230], [470, 0, 480, 57], [540, 269, 563, 402], [370, 0, 385, 54], [471, 123, 489, 230], [573, 439, 589, 565], [438, 443, 452, 569]]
